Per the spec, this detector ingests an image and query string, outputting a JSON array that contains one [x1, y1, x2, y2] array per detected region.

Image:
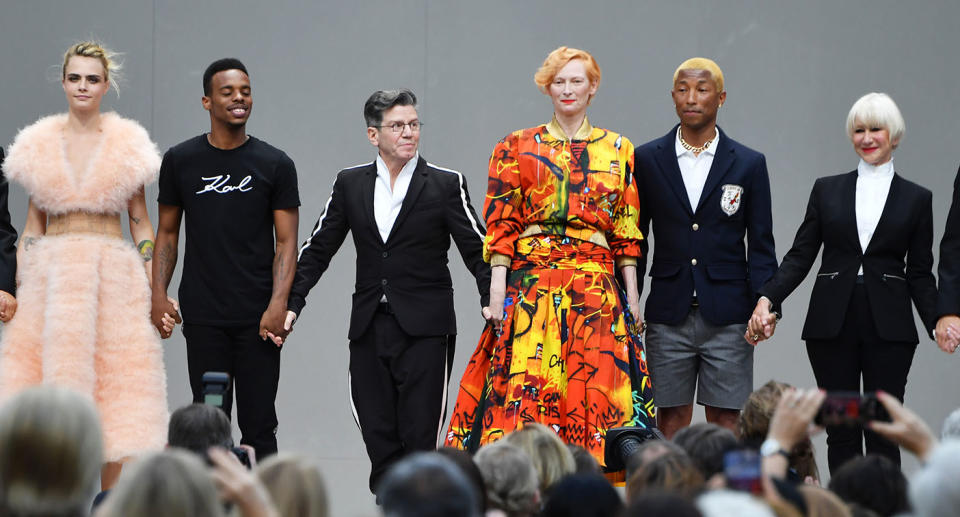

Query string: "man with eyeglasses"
[[285, 89, 490, 494]]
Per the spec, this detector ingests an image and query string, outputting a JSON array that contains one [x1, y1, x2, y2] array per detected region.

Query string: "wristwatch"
[[760, 438, 790, 459]]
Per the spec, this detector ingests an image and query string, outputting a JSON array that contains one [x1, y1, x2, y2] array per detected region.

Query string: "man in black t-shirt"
[[151, 58, 299, 458]]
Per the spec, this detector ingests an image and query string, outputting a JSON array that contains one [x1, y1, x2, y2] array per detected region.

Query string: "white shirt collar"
[[675, 127, 720, 158], [376, 152, 419, 181], [857, 158, 895, 178]]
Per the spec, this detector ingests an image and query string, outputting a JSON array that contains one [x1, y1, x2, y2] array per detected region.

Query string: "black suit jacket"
[[937, 166, 960, 317], [634, 126, 777, 325], [0, 148, 17, 294], [289, 156, 490, 340], [760, 171, 937, 343]]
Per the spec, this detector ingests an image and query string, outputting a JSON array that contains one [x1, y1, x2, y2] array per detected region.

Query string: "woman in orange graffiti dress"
[[445, 47, 655, 467]]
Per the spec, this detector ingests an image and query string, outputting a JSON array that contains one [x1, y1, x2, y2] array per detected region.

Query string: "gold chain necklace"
[[678, 128, 717, 154]]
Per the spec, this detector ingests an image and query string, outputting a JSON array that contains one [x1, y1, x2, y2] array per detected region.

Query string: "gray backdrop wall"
[[2, 1, 959, 515]]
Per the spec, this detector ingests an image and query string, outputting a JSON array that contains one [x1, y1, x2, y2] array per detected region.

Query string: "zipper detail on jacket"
[[883, 273, 906, 281], [816, 272, 839, 279]]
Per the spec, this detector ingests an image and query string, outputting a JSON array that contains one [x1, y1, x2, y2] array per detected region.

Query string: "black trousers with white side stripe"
[[348, 306, 455, 494]]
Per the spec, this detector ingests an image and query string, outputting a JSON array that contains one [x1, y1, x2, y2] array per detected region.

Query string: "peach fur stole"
[[3, 112, 161, 214]]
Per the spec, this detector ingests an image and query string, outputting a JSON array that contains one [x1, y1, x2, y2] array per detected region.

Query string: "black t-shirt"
[[158, 135, 299, 325]]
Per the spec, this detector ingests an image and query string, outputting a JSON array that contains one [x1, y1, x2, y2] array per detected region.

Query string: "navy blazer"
[[760, 171, 937, 343], [634, 126, 777, 325]]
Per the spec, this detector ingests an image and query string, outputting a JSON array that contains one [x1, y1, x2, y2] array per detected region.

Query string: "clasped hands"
[[745, 296, 777, 346], [0, 290, 16, 322], [935, 314, 960, 354]]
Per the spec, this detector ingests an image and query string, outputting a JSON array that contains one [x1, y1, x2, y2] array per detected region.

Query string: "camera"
[[603, 426, 665, 472], [201, 371, 231, 411], [814, 391, 891, 426]]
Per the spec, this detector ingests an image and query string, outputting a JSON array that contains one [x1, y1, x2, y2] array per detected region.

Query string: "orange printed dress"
[[445, 117, 656, 466]]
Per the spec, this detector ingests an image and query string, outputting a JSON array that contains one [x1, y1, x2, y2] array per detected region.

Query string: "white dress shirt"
[[374, 153, 418, 242], [675, 127, 720, 210], [375, 153, 418, 302], [855, 158, 895, 274]]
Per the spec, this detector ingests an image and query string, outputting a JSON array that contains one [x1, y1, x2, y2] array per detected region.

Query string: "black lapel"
[[387, 156, 428, 243], [864, 173, 901, 255], [652, 126, 694, 216], [695, 127, 736, 213], [841, 170, 861, 248], [360, 161, 382, 244]]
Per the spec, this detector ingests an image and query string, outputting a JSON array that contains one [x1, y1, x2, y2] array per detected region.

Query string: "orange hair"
[[534, 46, 601, 97]]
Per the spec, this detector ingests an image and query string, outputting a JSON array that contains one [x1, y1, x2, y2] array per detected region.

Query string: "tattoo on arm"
[[156, 242, 177, 288], [137, 240, 155, 262], [131, 216, 142, 225], [22, 237, 38, 252], [271, 253, 287, 295]]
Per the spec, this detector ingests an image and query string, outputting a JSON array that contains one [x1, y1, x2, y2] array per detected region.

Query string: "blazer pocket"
[[815, 271, 839, 280], [649, 261, 683, 278], [882, 273, 906, 282], [705, 263, 748, 281]]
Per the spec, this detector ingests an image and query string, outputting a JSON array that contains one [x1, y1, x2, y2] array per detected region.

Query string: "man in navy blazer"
[[634, 58, 777, 438]]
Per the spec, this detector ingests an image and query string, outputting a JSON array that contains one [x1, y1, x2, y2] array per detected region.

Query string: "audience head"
[[696, 490, 775, 517], [539, 474, 622, 517], [0, 386, 103, 517], [798, 484, 852, 517], [940, 407, 960, 440], [97, 449, 224, 517], [504, 423, 576, 494], [910, 440, 960, 517], [377, 452, 480, 517], [622, 491, 703, 517], [626, 450, 704, 502], [473, 442, 539, 517], [435, 447, 486, 513], [739, 380, 820, 482], [256, 453, 328, 517], [625, 439, 686, 480], [167, 403, 233, 457], [566, 443, 600, 474], [673, 423, 739, 479], [828, 454, 907, 517]]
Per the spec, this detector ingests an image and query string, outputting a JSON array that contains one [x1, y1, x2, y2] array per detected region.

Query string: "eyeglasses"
[[377, 120, 422, 133]]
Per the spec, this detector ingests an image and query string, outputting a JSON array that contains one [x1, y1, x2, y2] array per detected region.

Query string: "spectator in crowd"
[[566, 443, 601, 474], [626, 451, 705, 502], [256, 454, 328, 517], [377, 452, 480, 517], [673, 423, 739, 481], [797, 485, 852, 517], [624, 439, 687, 480], [504, 423, 575, 496], [473, 442, 539, 517], [622, 492, 703, 517], [436, 447, 487, 513], [696, 490, 775, 517], [738, 380, 820, 483], [95, 450, 225, 517], [908, 441, 960, 517], [828, 455, 908, 516], [0, 386, 103, 517], [940, 407, 960, 439], [539, 474, 623, 517], [167, 403, 234, 456]]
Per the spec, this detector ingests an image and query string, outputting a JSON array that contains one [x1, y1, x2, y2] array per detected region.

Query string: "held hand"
[[151, 294, 181, 339], [0, 291, 17, 322], [259, 302, 288, 347], [627, 296, 643, 331], [283, 311, 297, 332], [868, 391, 938, 462], [746, 298, 777, 346], [485, 288, 505, 329], [935, 315, 960, 353]]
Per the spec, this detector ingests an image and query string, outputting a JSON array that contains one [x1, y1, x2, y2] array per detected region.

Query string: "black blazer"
[[634, 126, 777, 325], [760, 170, 937, 343], [937, 166, 960, 317], [0, 148, 17, 295], [289, 156, 490, 340]]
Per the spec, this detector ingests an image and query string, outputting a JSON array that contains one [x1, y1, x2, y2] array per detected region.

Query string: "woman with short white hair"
[[748, 92, 937, 473]]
